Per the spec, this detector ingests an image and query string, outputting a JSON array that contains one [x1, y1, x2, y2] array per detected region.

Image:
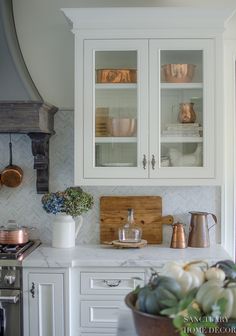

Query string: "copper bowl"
[[125, 292, 236, 336], [96, 69, 137, 83], [107, 118, 137, 137], [162, 64, 196, 83], [125, 293, 177, 336]]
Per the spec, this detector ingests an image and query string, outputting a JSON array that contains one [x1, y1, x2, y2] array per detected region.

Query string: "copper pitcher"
[[188, 211, 217, 248], [170, 222, 187, 249], [178, 102, 196, 123]]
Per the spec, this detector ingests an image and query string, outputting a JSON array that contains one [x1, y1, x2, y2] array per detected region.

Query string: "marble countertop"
[[22, 243, 231, 268]]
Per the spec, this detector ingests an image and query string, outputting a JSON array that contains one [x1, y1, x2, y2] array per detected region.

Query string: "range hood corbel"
[[0, 101, 58, 194], [28, 133, 52, 194]]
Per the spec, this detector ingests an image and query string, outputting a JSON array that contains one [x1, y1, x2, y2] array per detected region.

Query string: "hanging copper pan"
[[1, 138, 23, 188]]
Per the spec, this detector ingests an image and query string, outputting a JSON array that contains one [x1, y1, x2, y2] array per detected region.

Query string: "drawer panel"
[[81, 272, 145, 295], [81, 300, 126, 328]]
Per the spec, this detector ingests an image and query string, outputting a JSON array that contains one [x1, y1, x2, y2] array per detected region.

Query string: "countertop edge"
[[22, 244, 231, 268]]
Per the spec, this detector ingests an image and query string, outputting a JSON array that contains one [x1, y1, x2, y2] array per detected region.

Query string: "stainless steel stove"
[[0, 240, 40, 336]]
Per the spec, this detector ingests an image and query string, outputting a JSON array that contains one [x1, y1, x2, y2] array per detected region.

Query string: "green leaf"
[[173, 315, 184, 329], [179, 298, 193, 311], [180, 331, 189, 336], [216, 297, 227, 315], [179, 288, 198, 310], [187, 306, 202, 319], [132, 285, 141, 295], [186, 287, 199, 299], [190, 321, 217, 329], [160, 298, 178, 307], [160, 306, 178, 316]]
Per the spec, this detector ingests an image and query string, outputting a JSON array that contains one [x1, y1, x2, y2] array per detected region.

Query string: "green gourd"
[[135, 275, 182, 315]]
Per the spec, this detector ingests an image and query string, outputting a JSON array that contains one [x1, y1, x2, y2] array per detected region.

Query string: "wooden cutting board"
[[100, 196, 173, 244]]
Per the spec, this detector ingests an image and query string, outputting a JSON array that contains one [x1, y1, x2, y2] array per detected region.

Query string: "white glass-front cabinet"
[[84, 40, 149, 179], [77, 38, 215, 184]]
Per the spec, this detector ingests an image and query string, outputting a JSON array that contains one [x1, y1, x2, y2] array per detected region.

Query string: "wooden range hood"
[[0, 1, 58, 194]]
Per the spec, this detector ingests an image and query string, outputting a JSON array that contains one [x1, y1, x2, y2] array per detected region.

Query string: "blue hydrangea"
[[41, 192, 65, 215]]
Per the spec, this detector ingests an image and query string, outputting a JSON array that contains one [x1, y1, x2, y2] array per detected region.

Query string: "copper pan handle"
[[9, 140, 13, 166]]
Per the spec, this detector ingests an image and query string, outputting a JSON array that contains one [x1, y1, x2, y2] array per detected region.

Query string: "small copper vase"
[[170, 222, 187, 249], [178, 102, 196, 123]]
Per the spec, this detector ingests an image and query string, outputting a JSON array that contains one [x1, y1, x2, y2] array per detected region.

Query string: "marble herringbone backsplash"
[[0, 110, 221, 245]]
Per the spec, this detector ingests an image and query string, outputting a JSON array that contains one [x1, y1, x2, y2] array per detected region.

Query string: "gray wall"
[[0, 10, 29, 100]]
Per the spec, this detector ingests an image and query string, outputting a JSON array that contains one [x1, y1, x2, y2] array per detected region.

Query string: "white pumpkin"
[[196, 279, 236, 319], [162, 261, 206, 294], [205, 267, 226, 281]]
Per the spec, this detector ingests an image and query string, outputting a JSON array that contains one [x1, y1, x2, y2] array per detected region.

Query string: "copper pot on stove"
[[0, 220, 32, 245]]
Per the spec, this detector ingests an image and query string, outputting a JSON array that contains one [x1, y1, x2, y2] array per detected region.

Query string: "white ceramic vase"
[[52, 213, 83, 248]]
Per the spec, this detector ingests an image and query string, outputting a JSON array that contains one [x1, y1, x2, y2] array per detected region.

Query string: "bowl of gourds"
[[125, 260, 236, 336]]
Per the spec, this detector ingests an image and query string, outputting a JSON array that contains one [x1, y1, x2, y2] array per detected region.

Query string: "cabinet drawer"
[[81, 272, 145, 295], [81, 300, 126, 328]]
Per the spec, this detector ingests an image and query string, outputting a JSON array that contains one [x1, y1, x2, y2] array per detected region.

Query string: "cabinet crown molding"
[[61, 7, 235, 32]]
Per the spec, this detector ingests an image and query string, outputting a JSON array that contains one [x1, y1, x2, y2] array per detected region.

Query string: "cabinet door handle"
[[30, 282, 35, 298], [103, 279, 121, 287], [142, 154, 147, 170], [151, 155, 156, 170]]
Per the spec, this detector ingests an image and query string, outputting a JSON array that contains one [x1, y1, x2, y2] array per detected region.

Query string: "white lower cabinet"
[[23, 268, 71, 336], [78, 267, 146, 336], [23, 266, 161, 336]]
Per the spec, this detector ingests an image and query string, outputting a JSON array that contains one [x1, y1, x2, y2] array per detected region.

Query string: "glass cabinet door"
[[83, 40, 149, 179], [149, 39, 214, 179]]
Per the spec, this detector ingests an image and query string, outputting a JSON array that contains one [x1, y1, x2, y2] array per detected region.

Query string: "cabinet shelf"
[[95, 83, 137, 90], [95, 137, 137, 143], [161, 83, 203, 89], [161, 136, 203, 143]]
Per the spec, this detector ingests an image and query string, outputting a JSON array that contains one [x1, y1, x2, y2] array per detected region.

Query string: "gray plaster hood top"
[[0, 0, 58, 193]]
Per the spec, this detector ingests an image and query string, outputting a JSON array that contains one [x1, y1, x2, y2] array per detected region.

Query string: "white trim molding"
[[223, 40, 236, 260]]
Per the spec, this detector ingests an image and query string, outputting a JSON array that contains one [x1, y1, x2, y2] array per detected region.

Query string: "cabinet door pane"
[[161, 50, 203, 168], [83, 40, 149, 179], [95, 50, 137, 167], [149, 39, 214, 179]]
